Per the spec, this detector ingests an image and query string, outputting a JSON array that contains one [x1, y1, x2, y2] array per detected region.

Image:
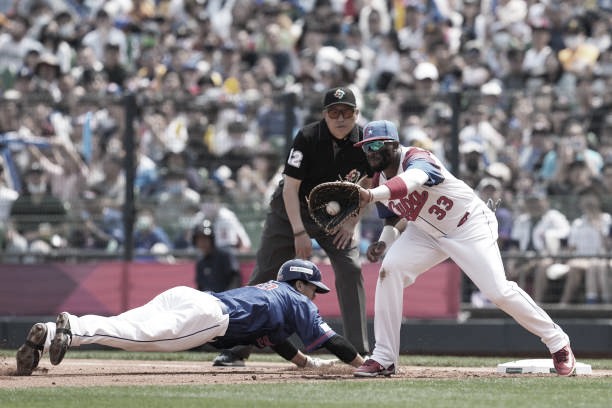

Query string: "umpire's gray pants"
[[249, 206, 369, 354]]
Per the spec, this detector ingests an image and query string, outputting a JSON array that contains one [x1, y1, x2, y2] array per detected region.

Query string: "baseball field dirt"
[[1, 357, 611, 388]]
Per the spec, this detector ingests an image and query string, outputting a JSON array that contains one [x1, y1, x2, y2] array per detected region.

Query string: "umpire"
[[214, 86, 373, 366]]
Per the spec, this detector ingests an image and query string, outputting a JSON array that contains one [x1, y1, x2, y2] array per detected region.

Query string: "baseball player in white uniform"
[[352, 120, 576, 377]]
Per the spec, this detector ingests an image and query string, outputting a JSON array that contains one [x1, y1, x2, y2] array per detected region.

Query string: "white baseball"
[[326, 201, 341, 216]]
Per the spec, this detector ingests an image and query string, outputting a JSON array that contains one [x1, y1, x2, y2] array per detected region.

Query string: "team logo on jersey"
[[344, 169, 361, 183], [334, 89, 346, 99]]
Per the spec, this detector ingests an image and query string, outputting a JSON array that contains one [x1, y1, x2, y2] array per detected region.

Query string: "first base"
[[497, 359, 592, 375]]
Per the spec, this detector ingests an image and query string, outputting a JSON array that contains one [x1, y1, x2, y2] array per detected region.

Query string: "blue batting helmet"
[[355, 120, 399, 147], [277, 259, 331, 293]]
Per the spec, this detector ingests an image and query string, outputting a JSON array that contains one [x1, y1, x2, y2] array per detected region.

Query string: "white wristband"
[[378, 225, 400, 247], [370, 185, 391, 202]]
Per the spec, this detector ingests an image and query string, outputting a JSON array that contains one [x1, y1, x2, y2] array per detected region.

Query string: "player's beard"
[[368, 149, 394, 172]]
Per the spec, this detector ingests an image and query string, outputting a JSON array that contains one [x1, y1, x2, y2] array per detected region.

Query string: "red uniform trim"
[[385, 177, 409, 200]]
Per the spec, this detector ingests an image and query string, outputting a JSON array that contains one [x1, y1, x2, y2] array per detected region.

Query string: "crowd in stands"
[[0, 0, 611, 305]]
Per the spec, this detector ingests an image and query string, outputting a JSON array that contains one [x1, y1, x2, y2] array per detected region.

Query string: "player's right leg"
[[355, 226, 445, 377]]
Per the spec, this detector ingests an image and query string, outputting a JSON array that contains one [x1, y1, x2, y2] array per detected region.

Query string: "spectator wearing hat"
[[38, 20, 72, 75], [32, 53, 62, 100], [396, 61, 440, 117]]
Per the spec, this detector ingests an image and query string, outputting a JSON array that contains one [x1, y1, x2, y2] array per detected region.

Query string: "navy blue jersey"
[[210, 281, 335, 352]]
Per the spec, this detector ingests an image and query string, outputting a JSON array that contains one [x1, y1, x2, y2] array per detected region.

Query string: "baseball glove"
[[307, 181, 361, 235]]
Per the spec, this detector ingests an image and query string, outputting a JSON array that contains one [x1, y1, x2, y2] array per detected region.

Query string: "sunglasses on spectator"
[[361, 140, 392, 152], [326, 108, 355, 119]]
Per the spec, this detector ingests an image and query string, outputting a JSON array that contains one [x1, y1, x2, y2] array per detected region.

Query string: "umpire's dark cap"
[[354, 120, 399, 147], [323, 87, 357, 109]]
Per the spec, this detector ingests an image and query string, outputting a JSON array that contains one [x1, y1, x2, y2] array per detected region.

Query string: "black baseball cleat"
[[15, 323, 48, 376], [49, 312, 72, 366], [212, 350, 246, 367]]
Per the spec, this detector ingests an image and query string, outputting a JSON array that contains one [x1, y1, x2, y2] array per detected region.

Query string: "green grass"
[[1, 350, 611, 408]]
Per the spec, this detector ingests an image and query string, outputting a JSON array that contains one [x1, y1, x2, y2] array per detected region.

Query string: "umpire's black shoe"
[[49, 312, 72, 365], [16, 323, 48, 376], [212, 350, 246, 367]]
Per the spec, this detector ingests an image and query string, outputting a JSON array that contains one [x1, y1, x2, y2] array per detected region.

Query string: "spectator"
[[89, 153, 125, 210], [458, 141, 487, 189], [0, 15, 43, 86], [133, 208, 173, 258], [193, 219, 241, 293], [153, 168, 201, 249], [477, 177, 513, 250], [522, 18, 554, 91], [102, 42, 129, 89], [81, 9, 128, 67], [547, 160, 604, 220], [67, 190, 121, 252], [507, 193, 570, 302], [552, 189, 611, 305], [8, 163, 69, 258], [194, 198, 252, 254], [539, 118, 604, 182], [0, 157, 18, 224]]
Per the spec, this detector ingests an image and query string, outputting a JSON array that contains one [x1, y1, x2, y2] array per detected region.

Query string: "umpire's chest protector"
[[285, 121, 372, 201]]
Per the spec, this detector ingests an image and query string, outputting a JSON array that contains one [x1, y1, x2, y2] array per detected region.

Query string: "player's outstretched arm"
[[322, 334, 365, 367], [271, 340, 338, 368]]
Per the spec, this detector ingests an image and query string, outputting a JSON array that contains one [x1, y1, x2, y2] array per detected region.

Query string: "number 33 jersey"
[[373, 146, 484, 237]]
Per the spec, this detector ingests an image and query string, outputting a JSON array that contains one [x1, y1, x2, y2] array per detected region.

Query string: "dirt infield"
[[1, 357, 611, 388]]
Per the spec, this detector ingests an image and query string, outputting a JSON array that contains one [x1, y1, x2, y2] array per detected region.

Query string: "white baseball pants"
[[43, 286, 229, 352], [370, 206, 570, 367]]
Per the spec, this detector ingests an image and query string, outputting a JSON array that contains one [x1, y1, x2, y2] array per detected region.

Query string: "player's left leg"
[[442, 208, 571, 358]]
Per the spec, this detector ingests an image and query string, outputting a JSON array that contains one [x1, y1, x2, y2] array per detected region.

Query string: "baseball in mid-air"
[[326, 201, 341, 216]]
